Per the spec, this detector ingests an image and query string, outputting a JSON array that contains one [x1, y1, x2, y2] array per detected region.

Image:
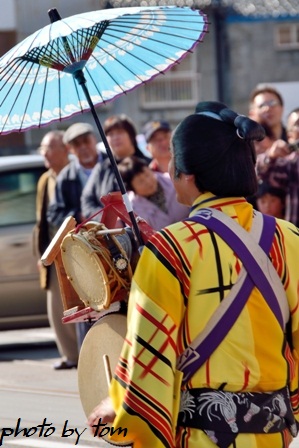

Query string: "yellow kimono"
[[109, 193, 299, 448]]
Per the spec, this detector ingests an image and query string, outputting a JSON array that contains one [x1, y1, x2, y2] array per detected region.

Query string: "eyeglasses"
[[256, 99, 281, 110]]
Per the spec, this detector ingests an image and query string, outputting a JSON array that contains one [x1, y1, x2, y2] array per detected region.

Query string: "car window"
[[0, 166, 45, 226]]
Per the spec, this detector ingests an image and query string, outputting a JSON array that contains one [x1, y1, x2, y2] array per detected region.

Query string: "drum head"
[[61, 233, 110, 311], [78, 313, 127, 417]]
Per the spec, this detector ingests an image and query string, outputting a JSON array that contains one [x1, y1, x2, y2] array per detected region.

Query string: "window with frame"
[[0, 167, 45, 226], [275, 23, 299, 50], [139, 53, 200, 109]]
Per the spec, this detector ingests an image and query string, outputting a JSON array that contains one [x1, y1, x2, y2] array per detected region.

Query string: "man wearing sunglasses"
[[248, 85, 287, 142]]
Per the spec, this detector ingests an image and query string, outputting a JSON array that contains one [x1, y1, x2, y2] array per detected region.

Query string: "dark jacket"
[[47, 161, 84, 228], [81, 151, 152, 219], [80, 157, 121, 219]]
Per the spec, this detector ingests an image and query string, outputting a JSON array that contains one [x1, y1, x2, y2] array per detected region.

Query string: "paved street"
[[1, 327, 299, 447], [0, 327, 106, 448]]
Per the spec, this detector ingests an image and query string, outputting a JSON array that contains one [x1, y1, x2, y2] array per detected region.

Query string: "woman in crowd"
[[118, 155, 189, 230], [81, 114, 151, 219]]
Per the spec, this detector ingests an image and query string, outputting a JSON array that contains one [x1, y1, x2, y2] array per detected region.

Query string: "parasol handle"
[[48, 9, 143, 247], [74, 70, 144, 247]]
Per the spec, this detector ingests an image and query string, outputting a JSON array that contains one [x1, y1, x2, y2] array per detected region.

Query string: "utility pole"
[[211, 0, 230, 105]]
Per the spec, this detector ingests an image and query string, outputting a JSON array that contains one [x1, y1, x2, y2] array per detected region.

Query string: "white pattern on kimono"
[[243, 402, 261, 422], [197, 391, 239, 433], [179, 390, 196, 422]]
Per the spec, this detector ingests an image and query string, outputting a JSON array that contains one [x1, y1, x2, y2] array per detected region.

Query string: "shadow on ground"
[[0, 341, 58, 361]]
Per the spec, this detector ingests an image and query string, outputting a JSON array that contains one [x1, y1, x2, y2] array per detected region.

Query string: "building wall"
[[15, 0, 104, 38], [0, 0, 16, 30], [227, 18, 299, 118]]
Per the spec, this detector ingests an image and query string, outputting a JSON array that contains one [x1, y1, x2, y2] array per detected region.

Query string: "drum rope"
[[78, 228, 131, 299], [74, 200, 124, 234]]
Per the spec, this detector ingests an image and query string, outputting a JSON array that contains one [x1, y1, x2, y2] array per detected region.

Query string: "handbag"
[[177, 208, 289, 385]]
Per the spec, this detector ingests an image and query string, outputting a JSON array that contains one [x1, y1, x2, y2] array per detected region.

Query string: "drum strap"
[[176, 208, 289, 385]]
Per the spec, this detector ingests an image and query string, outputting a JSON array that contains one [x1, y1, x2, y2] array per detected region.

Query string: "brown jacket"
[[33, 170, 55, 289]]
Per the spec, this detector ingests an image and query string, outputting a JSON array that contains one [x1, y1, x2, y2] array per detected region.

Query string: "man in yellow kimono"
[[88, 102, 299, 448]]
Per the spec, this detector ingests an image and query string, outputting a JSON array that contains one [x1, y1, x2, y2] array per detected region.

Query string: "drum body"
[[61, 223, 133, 312], [78, 311, 127, 416], [78, 311, 133, 446]]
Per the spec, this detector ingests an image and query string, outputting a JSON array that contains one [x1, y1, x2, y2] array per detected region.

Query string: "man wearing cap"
[[47, 122, 104, 228], [47, 122, 105, 348], [143, 120, 172, 173]]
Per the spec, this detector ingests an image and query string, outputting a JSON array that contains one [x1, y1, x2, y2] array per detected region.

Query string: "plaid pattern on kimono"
[[109, 193, 299, 448]]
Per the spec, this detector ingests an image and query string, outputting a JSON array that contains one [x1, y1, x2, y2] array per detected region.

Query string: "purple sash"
[[177, 209, 284, 384]]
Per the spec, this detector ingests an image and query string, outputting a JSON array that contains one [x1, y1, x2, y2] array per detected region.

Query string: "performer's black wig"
[[172, 101, 265, 198]]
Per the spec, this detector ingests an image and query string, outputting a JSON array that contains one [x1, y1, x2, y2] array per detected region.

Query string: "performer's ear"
[[184, 174, 195, 182]]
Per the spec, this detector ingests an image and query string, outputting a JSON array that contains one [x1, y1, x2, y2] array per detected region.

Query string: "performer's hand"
[[87, 396, 116, 436]]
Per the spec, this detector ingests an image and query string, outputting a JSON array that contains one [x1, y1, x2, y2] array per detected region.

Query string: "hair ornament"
[[236, 128, 244, 139], [196, 102, 265, 142], [235, 114, 246, 139], [196, 111, 223, 122], [234, 114, 265, 142]]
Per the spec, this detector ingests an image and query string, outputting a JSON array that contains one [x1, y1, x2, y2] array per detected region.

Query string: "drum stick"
[[96, 228, 125, 236], [103, 354, 112, 386]]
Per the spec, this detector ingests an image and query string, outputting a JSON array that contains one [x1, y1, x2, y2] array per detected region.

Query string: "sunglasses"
[[256, 99, 281, 110]]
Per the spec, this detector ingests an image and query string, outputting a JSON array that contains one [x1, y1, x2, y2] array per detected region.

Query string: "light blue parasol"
[[0, 5, 208, 243]]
